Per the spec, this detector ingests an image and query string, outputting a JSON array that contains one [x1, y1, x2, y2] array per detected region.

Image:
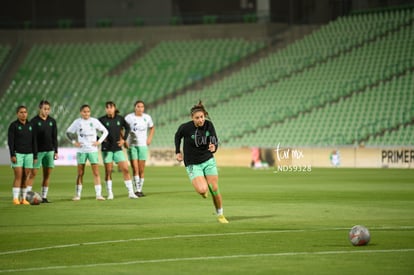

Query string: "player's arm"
[[120, 117, 130, 147], [32, 122, 38, 160], [52, 119, 58, 158], [174, 125, 183, 161], [147, 126, 155, 146], [208, 121, 218, 153], [7, 122, 16, 162], [66, 121, 80, 147], [95, 120, 109, 145]]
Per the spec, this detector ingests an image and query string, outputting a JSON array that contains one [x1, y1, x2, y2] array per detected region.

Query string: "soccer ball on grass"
[[26, 191, 42, 205], [348, 225, 370, 246]]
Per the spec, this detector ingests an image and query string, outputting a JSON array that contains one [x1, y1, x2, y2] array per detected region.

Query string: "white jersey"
[[66, 117, 108, 153], [124, 113, 154, 146]]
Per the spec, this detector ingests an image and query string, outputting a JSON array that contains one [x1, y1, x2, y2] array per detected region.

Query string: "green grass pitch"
[[0, 165, 413, 274]]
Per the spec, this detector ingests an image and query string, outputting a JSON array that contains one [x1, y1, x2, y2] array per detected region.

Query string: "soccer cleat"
[[21, 199, 30, 205], [13, 198, 21, 205], [107, 193, 114, 200], [128, 193, 139, 199], [135, 191, 145, 197], [96, 196, 106, 201], [41, 198, 50, 203], [72, 196, 81, 201], [217, 215, 229, 224], [201, 192, 208, 199]]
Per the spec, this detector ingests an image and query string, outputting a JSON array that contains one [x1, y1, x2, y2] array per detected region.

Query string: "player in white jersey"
[[66, 104, 109, 201], [124, 100, 155, 197]]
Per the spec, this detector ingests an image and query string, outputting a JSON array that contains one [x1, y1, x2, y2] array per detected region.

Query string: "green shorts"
[[33, 151, 55, 169], [185, 158, 218, 181], [11, 153, 34, 169], [77, 152, 99, 165], [128, 146, 148, 161], [102, 150, 126, 164]]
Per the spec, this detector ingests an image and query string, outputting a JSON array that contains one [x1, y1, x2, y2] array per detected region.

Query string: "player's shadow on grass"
[[227, 215, 276, 221]]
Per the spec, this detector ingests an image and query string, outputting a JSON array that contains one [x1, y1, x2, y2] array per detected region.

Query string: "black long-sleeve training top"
[[8, 119, 37, 158], [30, 115, 58, 153], [99, 114, 130, 152], [174, 120, 218, 166]]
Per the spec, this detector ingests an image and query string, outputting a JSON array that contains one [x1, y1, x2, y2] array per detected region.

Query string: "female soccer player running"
[[66, 104, 108, 201], [124, 100, 155, 197], [8, 106, 37, 205], [28, 100, 58, 203], [99, 101, 138, 199], [174, 101, 228, 224]]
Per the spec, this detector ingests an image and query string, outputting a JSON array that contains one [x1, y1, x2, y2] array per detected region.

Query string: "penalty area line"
[[0, 248, 413, 273]]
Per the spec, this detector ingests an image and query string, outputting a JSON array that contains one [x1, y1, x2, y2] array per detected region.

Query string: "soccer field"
[[0, 166, 413, 274]]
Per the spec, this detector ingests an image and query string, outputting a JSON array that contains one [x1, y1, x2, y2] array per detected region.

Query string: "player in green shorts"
[[66, 104, 108, 201], [124, 100, 155, 197], [29, 100, 58, 203], [8, 105, 37, 205], [174, 101, 228, 224], [99, 101, 138, 199]]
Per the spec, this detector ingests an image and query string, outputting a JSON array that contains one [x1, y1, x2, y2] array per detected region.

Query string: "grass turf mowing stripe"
[[0, 248, 413, 273], [1, 226, 413, 256]]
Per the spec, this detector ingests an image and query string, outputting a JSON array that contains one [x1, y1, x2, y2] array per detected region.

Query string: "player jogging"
[[8, 105, 37, 205], [66, 104, 108, 201], [28, 100, 58, 203], [124, 100, 155, 197], [99, 101, 138, 199], [174, 101, 228, 224]]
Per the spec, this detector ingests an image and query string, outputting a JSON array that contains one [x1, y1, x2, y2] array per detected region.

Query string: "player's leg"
[[206, 174, 228, 223], [73, 163, 85, 200], [28, 168, 38, 191], [136, 160, 146, 196], [20, 154, 34, 204], [205, 175, 221, 209], [41, 166, 52, 202], [104, 162, 114, 199], [91, 164, 105, 200], [136, 146, 148, 197], [204, 158, 228, 224], [12, 166, 24, 204], [191, 176, 209, 198], [102, 151, 115, 199], [89, 152, 105, 201], [40, 152, 55, 202], [128, 147, 140, 193], [28, 151, 43, 191], [118, 160, 137, 198]]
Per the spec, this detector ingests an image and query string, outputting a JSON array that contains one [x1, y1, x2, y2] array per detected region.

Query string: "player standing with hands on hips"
[[66, 104, 108, 201], [125, 100, 155, 197], [28, 100, 58, 203], [8, 105, 37, 205], [99, 101, 138, 199], [174, 101, 228, 224]]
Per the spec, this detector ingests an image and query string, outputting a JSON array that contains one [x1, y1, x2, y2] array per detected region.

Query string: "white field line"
[[0, 248, 413, 273], [1, 226, 413, 256]]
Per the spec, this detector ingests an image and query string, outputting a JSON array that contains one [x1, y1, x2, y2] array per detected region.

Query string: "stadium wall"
[[0, 147, 413, 168], [147, 147, 414, 169], [148, 147, 414, 168], [0, 22, 286, 45]]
